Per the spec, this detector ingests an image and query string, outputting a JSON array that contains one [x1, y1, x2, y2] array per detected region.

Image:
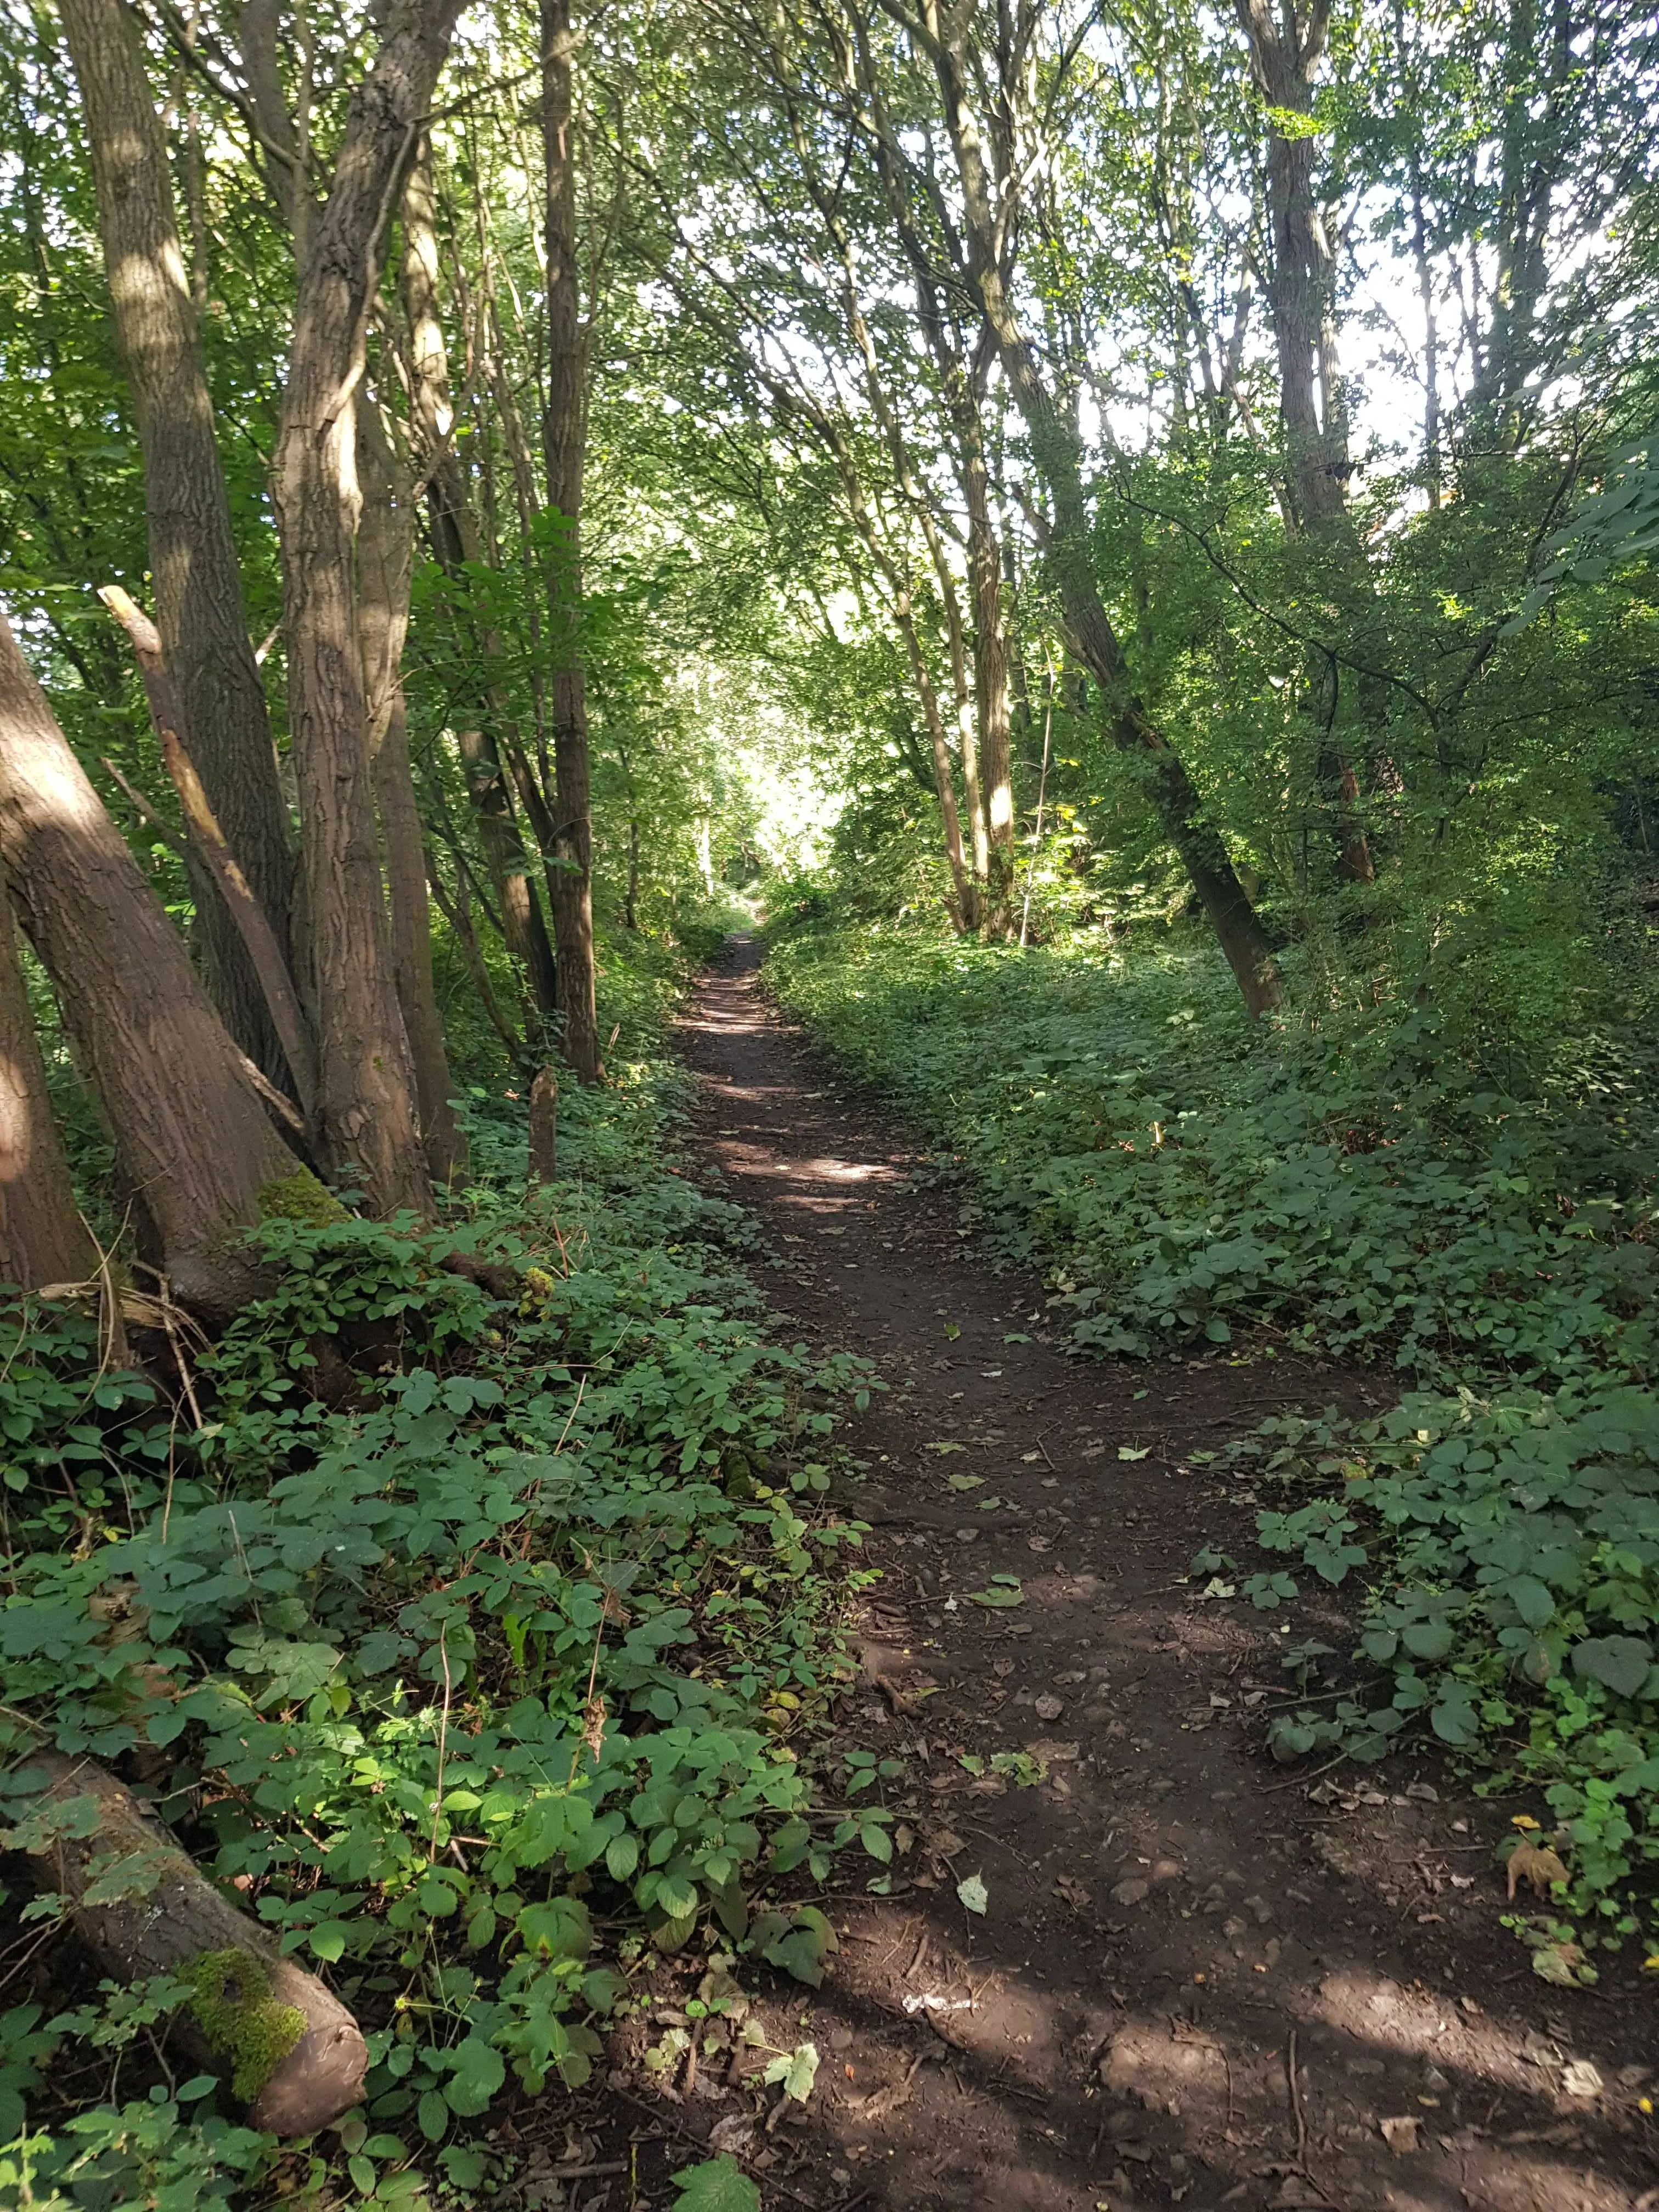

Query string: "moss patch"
[[258, 1171, 347, 1228], [180, 1946, 306, 2101]]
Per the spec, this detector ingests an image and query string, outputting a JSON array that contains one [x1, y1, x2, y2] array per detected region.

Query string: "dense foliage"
[[0, 960, 873, 2204]]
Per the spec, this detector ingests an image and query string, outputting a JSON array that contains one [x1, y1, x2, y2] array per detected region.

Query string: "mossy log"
[[13, 1751, 366, 2135]]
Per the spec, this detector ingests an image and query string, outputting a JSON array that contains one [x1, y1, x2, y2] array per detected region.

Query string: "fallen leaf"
[[956, 1872, 988, 1915], [1054, 1874, 1092, 1910], [1379, 2114, 1421, 2153], [1531, 1940, 1588, 1987], [1034, 1692, 1064, 1720], [1118, 1445, 1151, 1461], [946, 1472, 985, 1490], [1562, 2061, 1604, 2098], [1111, 1877, 1150, 1906]]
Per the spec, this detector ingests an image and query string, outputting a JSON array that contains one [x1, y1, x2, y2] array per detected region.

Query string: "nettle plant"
[[1207, 1389, 1659, 1969], [0, 1148, 877, 2186]]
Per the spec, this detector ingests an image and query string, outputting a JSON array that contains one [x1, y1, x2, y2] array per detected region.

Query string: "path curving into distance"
[[669, 935, 1651, 2212]]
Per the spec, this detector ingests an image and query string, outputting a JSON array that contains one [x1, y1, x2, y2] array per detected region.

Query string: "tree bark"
[[0, 614, 299, 1313], [540, 0, 602, 1083], [13, 1750, 366, 2137], [356, 402, 468, 1186], [270, 0, 461, 1217], [59, 0, 297, 1076], [0, 893, 99, 1292], [97, 588, 320, 1123]]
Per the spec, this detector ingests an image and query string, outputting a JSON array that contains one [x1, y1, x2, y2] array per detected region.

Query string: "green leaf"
[[442, 2035, 506, 2117], [671, 2155, 761, 2212], [956, 1872, 988, 1914], [417, 2089, 449, 2142], [348, 2154, 378, 2197], [761, 2041, 819, 2101], [1571, 1637, 1653, 1699]]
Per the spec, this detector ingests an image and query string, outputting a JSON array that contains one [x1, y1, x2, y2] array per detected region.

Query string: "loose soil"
[[562, 939, 1657, 2212]]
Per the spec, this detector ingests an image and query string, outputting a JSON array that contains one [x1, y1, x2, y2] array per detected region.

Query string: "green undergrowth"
[[0, 985, 876, 2205], [765, 911, 1659, 1963]]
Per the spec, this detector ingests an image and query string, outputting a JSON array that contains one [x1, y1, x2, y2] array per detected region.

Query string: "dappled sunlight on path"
[[667, 936, 1656, 2212]]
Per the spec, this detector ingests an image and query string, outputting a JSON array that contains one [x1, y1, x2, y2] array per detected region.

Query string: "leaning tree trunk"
[[540, 0, 602, 1084], [270, 0, 462, 1218], [0, 892, 100, 1292], [59, 0, 297, 1080], [0, 616, 300, 1313]]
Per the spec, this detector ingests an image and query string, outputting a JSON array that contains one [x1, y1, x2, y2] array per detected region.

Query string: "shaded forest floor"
[[585, 936, 1655, 2212]]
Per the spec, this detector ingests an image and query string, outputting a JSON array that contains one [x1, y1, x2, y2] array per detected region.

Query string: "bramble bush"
[[765, 912, 1659, 1963]]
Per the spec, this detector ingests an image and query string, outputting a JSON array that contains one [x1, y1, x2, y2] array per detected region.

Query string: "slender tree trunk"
[[0, 616, 299, 1312], [540, 0, 601, 1082], [356, 397, 467, 1186], [922, 21, 1282, 1012], [60, 0, 296, 1077], [960, 391, 1016, 934], [400, 140, 561, 1021], [271, 0, 461, 1217], [1236, 0, 1378, 894], [0, 892, 99, 1291]]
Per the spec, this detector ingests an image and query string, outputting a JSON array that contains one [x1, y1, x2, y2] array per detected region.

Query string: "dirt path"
[[668, 938, 1652, 2212]]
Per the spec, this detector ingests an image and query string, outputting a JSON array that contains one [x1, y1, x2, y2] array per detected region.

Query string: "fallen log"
[[9, 1750, 366, 2136]]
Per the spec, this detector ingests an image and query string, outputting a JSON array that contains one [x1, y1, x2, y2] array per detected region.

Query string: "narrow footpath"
[[667, 936, 1651, 2212]]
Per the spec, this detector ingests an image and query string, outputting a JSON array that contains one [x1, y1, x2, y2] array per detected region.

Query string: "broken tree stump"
[[528, 1065, 558, 1184]]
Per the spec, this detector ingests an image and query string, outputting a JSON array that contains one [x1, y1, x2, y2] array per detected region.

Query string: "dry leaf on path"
[[1379, 2114, 1422, 2153], [1034, 1692, 1064, 1720]]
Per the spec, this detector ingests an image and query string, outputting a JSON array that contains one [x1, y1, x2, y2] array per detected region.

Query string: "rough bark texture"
[[0, 894, 99, 1291], [922, 20, 1284, 1013], [14, 1750, 366, 2136], [356, 398, 468, 1186], [527, 1065, 558, 1183], [0, 616, 298, 1312], [540, 0, 601, 1082], [59, 0, 296, 1074], [98, 588, 321, 1119], [270, 0, 460, 1217]]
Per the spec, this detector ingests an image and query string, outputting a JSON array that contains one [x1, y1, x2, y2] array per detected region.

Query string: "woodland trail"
[[668, 936, 1654, 2212]]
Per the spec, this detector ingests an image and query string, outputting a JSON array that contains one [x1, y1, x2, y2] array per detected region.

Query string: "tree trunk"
[[0, 893, 99, 1292], [540, 0, 601, 1083], [13, 1750, 366, 2137], [1235, 0, 1378, 894], [356, 402, 468, 1186], [59, 0, 297, 1077], [961, 393, 1017, 935], [400, 140, 562, 1023], [924, 23, 1283, 1013], [271, 0, 461, 1218], [0, 615, 300, 1313]]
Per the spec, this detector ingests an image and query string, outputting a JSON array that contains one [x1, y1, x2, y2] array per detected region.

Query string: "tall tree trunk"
[[923, 23, 1283, 1013], [59, 0, 297, 1078], [271, 0, 461, 1217], [1235, 0, 1378, 894], [398, 142, 562, 1019], [0, 891, 99, 1292], [0, 616, 298, 1313], [540, 0, 601, 1083], [960, 379, 1016, 934], [356, 396, 467, 1186]]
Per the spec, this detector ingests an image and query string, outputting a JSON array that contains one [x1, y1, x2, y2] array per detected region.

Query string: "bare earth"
[[555, 938, 1657, 2212]]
